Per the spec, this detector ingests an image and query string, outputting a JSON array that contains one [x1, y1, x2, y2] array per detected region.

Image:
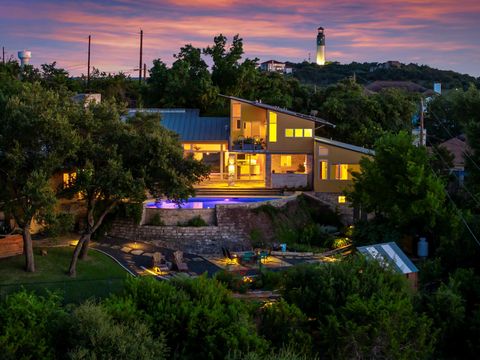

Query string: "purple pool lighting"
[[146, 197, 279, 209]]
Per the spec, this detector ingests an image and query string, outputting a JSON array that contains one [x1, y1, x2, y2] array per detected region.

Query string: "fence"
[[0, 277, 127, 304]]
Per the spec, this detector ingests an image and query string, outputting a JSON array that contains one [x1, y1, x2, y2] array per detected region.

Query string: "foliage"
[[66, 301, 167, 360], [257, 300, 312, 354], [215, 270, 249, 294], [148, 213, 165, 226], [121, 276, 267, 359], [0, 291, 66, 360], [347, 131, 447, 237], [177, 215, 208, 227], [43, 212, 75, 238]]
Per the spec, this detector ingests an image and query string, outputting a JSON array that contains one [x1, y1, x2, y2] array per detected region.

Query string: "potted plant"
[[254, 138, 265, 150], [242, 137, 255, 150], [232, 139, 243, 150]]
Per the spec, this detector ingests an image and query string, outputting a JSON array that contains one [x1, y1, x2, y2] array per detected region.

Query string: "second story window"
[[233, 103, 241, 130], [269, 112, 277, 142], [63, 172, 77, 188]]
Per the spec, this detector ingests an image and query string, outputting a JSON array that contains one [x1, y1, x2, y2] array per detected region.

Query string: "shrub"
[[149, 213, 165, 226], [0, 291, 66, 360], [122, 276, 267, 359], [249, 228, 265, 249], [257, 299, 312, 354], [43, 212, 75, 237], [178, 215, 207, 227], [215, 270, 249, 294], [66, 301, 167, 360]]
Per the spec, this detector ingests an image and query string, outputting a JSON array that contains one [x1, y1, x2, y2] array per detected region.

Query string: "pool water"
[[145, 197, 279, 209]]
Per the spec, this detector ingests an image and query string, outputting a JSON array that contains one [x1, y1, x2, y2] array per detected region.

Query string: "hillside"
[[289, 61, 479, 91]]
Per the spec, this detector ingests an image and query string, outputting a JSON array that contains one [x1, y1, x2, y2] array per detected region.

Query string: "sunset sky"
[[1, 0, 479, 77]]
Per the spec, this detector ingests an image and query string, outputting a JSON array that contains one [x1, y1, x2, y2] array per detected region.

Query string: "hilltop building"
[[316, 27, 325, 65], [260, 60, 293, 74]]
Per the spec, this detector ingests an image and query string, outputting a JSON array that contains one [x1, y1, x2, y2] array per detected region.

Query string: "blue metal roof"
[[357, 242, 418, 274], [127, 109, 229, 142]]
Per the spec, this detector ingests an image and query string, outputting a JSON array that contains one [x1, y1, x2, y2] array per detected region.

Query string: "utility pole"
[[143, 63, 146, 82], [420, 98, 425, 147], [2, 46, 5, 64], [87, 35, 91, 88], [139, 29, 143, 84]]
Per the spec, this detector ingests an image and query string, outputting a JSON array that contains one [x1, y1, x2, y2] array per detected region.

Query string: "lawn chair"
[[258, 250, 270, 264], [152, 252, 169, 273], [240, 251, 256, 264], [223, 247, 237, 265], [173, 250, 189, 272]]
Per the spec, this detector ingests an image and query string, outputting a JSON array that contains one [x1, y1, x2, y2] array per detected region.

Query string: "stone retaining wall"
[[142, 208, 216, 226], [108, 195, 299, 254]]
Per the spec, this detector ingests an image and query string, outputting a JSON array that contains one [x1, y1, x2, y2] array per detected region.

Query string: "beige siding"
[[267, 111, 314, 153], [313, 141, 372, 193]]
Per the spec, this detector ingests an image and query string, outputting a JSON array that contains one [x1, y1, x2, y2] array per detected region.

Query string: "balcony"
[[231, 136, 266, 151]]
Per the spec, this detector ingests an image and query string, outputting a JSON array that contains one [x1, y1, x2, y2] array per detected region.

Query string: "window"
[[318, 146, 329, 156], [320, 161, 328, 180], [269, 112, 277, 142], [338, 196, 346, 203], [285, 129, 294, 137], [335, 164, 349, 180], [303, 129, 313, 137], [63, 172, 76, 187], [236, 119, 241, 129], [280, 155, 292, 167], [294, 128, 303, 137]]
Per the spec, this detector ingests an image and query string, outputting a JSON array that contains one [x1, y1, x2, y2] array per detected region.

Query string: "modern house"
[[130, 96, 374, 201], [439, 134, 468, 182], [259, 60, 293, 74]]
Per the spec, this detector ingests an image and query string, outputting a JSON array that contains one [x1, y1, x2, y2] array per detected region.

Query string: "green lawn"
[[0, 247, 130, 303]]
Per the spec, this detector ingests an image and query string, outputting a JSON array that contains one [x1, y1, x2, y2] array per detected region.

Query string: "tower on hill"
[[316, 27, 325, 66]]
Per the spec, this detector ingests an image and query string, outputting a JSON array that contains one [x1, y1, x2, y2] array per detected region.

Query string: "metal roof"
[[220, 95, 335, 127], [357, 242, 418, 274], [315, 136, 375, 156], [127, 109, 229, 142]]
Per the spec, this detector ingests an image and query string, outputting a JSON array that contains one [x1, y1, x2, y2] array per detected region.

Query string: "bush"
[[148, 213, 165, 226], [122, 276, 267, 359], [43, 212, 75, 237], [66, 301, 167, 360], [257, 299, 312, 354], [215, 270, 249, 294], [0, 291, 66, 360], [178, 215, 208, 227], [249, 228, 265, 249]]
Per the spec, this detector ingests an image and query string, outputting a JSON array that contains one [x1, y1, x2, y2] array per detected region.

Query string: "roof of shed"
[[357, 242, 418, 274], [127, 109, 229, 142]]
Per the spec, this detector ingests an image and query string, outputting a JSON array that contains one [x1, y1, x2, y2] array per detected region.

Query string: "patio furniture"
[[239, 251, 256, 264], [173, 250, 189, 272], [152, 252, 169, 273], [222, 246, 238, 265], [258, 250, 270, 263]]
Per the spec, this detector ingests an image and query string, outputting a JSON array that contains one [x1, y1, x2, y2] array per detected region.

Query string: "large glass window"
[[269, 112, 277, 142], [280, 155, 292, 167], [333, 164, 360, 180], [320, 161, 328, 180]]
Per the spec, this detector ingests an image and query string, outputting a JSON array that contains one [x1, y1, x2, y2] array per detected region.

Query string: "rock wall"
[[142, 208, 216, 226], [108, 195, 299, 254]]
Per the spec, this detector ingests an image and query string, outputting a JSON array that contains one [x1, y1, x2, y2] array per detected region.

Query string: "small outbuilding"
[[357, 242, 419, 289]]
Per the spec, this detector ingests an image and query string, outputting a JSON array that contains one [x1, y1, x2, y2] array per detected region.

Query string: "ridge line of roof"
[[219, 94, 335, 127], [314, 136, 375, 155]]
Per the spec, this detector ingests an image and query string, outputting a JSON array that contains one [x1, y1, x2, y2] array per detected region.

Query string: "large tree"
[[0, 82, 77, 272], [347, 131, 446, 236], [67, 101, 209, 276]]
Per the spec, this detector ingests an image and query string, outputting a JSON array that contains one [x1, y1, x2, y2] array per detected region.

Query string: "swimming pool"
[[145, 197, 279, 209]]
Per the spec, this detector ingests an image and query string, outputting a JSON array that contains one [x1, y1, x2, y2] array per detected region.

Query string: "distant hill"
[[288, 61, 479, 91]]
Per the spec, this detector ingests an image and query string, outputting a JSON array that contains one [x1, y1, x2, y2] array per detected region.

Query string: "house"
[[129, 96, 374, 202], [357, 241, 419, 289], [439, 134, 468, 182], [260, 60, 292, 74]]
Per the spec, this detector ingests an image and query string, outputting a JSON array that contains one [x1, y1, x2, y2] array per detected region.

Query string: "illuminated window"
[[318, 146, 329, 156], [338, 196, 346, 203], [269, 112, 277, 142], [236, 119, 241, 129], [232, 103, 241, 117], [280, 155, 292, 167], [285, 129, 294, 137], [335, 164, 349, 180], [304, 129, 313, 137], [63, 172, 77, 187], [294, 129, 303, 137], [320, 161, 328, 180]]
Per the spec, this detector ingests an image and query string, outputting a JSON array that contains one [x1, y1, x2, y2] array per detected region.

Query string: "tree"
[[0, 82, 77, 272], [145, 59, 169, 107], [67, 102, 209, 276], [347, 131, 446, 237]]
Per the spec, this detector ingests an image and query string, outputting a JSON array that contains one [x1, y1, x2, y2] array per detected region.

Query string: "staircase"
[[194, 188, 283, 197]]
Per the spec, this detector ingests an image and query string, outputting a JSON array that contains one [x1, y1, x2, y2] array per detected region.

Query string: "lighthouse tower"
[[316, 27, 325, 66]]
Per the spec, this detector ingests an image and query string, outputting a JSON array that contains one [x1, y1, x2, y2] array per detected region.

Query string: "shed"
[[357, 242, 418, 289]]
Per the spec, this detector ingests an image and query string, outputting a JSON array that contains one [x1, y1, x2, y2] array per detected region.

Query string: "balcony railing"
[[231, 136, 266, 151]]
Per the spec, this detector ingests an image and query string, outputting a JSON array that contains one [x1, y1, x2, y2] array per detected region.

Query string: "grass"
[[0, 246, 129, 303]]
